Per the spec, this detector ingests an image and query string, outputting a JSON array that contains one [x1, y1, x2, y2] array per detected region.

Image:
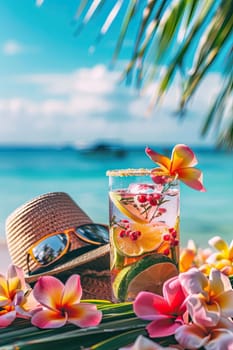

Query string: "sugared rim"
[[106, 168, 152, 176]]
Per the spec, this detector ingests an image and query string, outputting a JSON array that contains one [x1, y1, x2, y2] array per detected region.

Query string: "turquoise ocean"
[[0, 145, 232, 248]]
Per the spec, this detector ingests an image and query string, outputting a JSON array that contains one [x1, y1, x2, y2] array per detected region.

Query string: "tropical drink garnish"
[[113, 221, 168, 257], [113, 254, 179, 301], [107, 145, 205, 302]]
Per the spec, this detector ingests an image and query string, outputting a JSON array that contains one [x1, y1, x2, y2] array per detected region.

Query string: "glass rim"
[[106, 168, 152, 177]]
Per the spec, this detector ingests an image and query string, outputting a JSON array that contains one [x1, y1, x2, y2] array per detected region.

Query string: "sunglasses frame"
[[26, 223, 109, 274]]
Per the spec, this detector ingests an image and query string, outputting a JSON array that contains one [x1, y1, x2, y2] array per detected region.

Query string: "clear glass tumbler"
[[107, 168, 180, 302]]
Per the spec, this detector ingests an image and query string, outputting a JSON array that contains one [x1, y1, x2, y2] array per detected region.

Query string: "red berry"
[[119, 230, 125, 238], [163, 248, 170, 255], [149, 197, 158, 206], [153, 193, 162, 200], [134, 230, 141, 237], [172, 239, 179, 246], [169, 228, 177, 237], [159, 207, 167, 214], [129, 231, 138, 240], [137, 194, 147, 203], [163, 234, 170, 241], [146, 194, 153, 201], [125, 229, 131, 237]]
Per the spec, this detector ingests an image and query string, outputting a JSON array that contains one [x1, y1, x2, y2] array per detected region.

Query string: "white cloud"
[[36, 0, 44, 6], [2, 40, 39, 56], [0, 65, 221, 146], [2, 40, 24, 55]]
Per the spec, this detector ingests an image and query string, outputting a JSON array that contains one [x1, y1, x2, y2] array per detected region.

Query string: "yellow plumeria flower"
[[0, 265, 38, 328], [179, 240, 212, 273], [207, 236, 233, 276], [179, 268, 233, 328]]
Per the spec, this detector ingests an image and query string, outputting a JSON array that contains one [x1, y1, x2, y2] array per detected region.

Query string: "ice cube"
[[128, 183, 155, 194]]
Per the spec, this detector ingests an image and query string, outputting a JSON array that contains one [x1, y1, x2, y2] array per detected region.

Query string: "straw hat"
[[5, 192, 111, 300]]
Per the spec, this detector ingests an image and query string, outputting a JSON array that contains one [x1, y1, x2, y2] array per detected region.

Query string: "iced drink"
[[107, 169, 180, 302]]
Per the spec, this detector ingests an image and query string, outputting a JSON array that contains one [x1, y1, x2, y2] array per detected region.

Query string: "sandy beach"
[[0, 240, 12, 274]]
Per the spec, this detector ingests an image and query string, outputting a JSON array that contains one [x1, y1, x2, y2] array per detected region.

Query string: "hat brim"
[[25, 243, 110, 285]]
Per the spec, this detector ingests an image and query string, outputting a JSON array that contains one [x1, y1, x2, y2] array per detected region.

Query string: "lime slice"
[[109, 192, 147, 224], [112, 265, 132, 300], [116, 254, 178, 301]]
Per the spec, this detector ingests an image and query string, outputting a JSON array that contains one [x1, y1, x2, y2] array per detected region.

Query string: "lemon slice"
[[115, 254, 178, 301], [109, 192, 147, 224], [112, 222, 168, 257]]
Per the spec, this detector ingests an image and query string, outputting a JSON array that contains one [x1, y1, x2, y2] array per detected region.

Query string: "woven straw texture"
[[26, 247, 112, 300], [6, 192, 94, 273]]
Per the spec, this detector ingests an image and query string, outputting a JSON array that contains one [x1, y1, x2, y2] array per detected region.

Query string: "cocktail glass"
[[107, 168, 180, 302]]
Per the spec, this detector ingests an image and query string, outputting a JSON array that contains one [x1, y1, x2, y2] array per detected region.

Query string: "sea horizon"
[[0, 143, 232, 251]]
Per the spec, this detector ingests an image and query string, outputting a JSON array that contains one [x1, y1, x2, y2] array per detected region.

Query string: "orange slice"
[[112, 222, 169, 257]]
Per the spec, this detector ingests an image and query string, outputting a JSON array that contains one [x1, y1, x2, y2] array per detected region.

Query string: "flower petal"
[[7, 265, 26, 291], [147, 317, 183, 337], [176, 167, 206, 191], [31, 309, 67, 328], [179, 268, 208, 296], [229, 240, 233, 259], [208, 236, 229, 255], [133, 291, 171, 319], [163, 276, 186, 312], [0, 275, 8, 299], [209, 269, 232, 294], [187, 296, 220, 327], [179, 248, 195, 272], [216, 290, 233, 318], [205, 329, 233, 350], [33, 276, 64, 311], [67, 303, 102, 327], [15, 304, 33, 318], [0, 310, 16, 328], [175, 324, 209, 349], [62, 274, 82, 306], [145, 147, 171, 171], [170, 144, 198, 171]]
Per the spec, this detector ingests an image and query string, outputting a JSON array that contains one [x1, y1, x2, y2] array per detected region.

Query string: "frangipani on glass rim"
[[145, 144, 206, 192]]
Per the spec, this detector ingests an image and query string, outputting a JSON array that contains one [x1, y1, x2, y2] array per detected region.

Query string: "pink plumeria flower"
[[145, 144, 206, 192], [133, 276, 187, 338], [31, 274, 102, 329], [0, 265, 38, 328], [119, 335, 184, 350], [179, 268, 233, 327], [175, 317, 233, 350], [207, 236, 233, 275]]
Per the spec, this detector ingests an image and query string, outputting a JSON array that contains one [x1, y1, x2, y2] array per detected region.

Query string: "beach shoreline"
[[0, 239, 12, 274]]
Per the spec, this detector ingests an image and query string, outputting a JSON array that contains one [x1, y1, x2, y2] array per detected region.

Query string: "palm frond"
[[0, 301, 149, 350], [74, 0, 233, 150]]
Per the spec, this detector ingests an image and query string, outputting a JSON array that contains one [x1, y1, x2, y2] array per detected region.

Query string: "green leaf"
[[91, 328, 147, 349]]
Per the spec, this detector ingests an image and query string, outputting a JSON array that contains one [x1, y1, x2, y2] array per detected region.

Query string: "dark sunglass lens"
[[32, 234, 67, 265], [76, 224, 109, 244]]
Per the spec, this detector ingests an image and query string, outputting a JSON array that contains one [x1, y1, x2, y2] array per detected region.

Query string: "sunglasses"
[[26, 223, 109, 275]]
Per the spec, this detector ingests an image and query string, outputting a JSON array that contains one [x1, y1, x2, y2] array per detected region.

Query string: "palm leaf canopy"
[[74, 0, 233, 150]]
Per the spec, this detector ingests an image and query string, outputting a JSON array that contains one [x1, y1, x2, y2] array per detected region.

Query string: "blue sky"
[[0, 1, 223, 147]]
